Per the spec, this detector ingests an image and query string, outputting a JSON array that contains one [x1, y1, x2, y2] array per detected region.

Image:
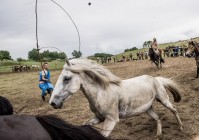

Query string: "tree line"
[[1, 40, 152, 61], [0, 48, 83, 61], [0, 50, 12, 61], [124, 47, 138, 52], [28, 49, 82, 61], [28, 49, 67, 61]]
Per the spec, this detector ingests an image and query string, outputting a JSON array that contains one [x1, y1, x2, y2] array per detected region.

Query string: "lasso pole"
[[35, 0, 46, 76]]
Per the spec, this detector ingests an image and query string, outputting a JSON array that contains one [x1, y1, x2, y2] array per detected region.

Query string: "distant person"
[[39, 62, 54, 101], [151, 37, 159, 54], [129, 53, 133, 60], [113, 57, 116, 63]]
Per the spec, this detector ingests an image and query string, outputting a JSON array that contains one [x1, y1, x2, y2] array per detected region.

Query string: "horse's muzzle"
[[50, 102, 56, 108], [50, 102, 63, 109]]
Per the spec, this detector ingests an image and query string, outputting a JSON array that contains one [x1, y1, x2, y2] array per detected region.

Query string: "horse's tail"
[[155, 77, 181, 102]]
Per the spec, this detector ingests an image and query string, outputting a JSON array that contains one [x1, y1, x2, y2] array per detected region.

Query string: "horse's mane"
[[64, 59, 121, 89], [188, 41, 199, 54], [0, 96, 13, 115], [36, 115, 109, 140]]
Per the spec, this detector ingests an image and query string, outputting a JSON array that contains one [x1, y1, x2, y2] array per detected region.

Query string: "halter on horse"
[[49, 59, 183, 139], [148, 48, 164, 68], [186, 41, 199, 78]]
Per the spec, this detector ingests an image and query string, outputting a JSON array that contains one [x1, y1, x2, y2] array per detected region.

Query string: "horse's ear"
[[65, 59, 70, 66]]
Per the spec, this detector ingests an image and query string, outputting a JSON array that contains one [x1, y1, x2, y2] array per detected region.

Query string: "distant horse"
[[31, 65, 40, 70], [12, 65, 21, 72], [49, 59, 183, 138], [0, 96, 109, 140], [186, 41, 199, 78], [148, 48, 164, 68]]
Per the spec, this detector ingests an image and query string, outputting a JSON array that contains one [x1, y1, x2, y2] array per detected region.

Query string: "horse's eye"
[[63, 77, 71, 83]]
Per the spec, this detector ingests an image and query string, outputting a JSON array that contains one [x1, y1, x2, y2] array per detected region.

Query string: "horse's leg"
[[196, 67, 199, 78], [101, 116, 118, 137], [160, 100, 183, 130], [151, 60, 153, 66], [83, 116, 102, 125], [157, 61, 160, 69], [147, 107, 162, 138], [153, 60, 159, 68], [159, 59, 162, 68]]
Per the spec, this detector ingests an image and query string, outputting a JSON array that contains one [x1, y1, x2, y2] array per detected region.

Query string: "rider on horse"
[[151, 37, 160, 55], [39, 62, 54, 101]]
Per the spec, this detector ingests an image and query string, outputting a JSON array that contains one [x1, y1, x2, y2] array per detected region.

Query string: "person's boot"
[[41, 95, 46, 101], [47, 89, 52, 97]]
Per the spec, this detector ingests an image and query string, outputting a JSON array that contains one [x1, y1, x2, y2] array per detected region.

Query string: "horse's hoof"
[[155, 134, 162, 140], [180, 125, 184, 130]]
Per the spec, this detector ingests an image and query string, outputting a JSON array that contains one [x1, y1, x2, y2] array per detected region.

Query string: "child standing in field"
[[38, 62, 54, 101]]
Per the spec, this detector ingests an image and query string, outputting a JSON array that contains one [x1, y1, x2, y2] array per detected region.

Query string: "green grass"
[[114, 37, 199, 59], [0, 60, 65, 73]]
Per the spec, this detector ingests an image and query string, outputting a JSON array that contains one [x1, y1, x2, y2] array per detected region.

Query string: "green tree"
[[130, 47, 138, 51], [124, 47, 138, 52], [0, 50, 12, 60], [0, 53, 3, 61], [28, 48, 39, 61], [143, 41, 152, 48], [94, 53, 113, 58], [72, 50, 82, 58], [124, 49, 130, 52], [49, 52, 58, 60], [29, 49, 67, 60], [58, 52, 66, 59], [41, 50, 50, 59], [17, 57, 24, 64]]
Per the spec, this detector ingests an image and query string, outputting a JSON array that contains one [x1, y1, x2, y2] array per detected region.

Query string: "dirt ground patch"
[[0, 57, 199, 140]]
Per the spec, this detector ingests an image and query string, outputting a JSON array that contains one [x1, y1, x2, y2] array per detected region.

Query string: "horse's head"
[[49, 60, 82, 109], [186, 41, 196, 56]]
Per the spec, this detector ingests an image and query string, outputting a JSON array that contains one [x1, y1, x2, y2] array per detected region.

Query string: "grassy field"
[[115, 36, 199, 60], [0, 60, 65, 73]]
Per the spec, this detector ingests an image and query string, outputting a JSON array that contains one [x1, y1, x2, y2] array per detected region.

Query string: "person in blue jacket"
[[39, 62, 54, 101]]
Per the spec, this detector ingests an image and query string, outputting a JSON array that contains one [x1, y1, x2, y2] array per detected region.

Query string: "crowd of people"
[[96, 38, 191, 64], [163, 45, 188, 57]]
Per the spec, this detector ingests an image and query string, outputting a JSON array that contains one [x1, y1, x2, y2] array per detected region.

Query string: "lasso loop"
[[35, 0, 80, 68], [50, 0, 81, 52]]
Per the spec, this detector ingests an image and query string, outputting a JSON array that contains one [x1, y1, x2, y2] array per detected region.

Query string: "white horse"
[[49, 59, 183, 138]]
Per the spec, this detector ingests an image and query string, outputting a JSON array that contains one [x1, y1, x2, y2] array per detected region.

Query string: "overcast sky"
[[1, 0, 199, 59]]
